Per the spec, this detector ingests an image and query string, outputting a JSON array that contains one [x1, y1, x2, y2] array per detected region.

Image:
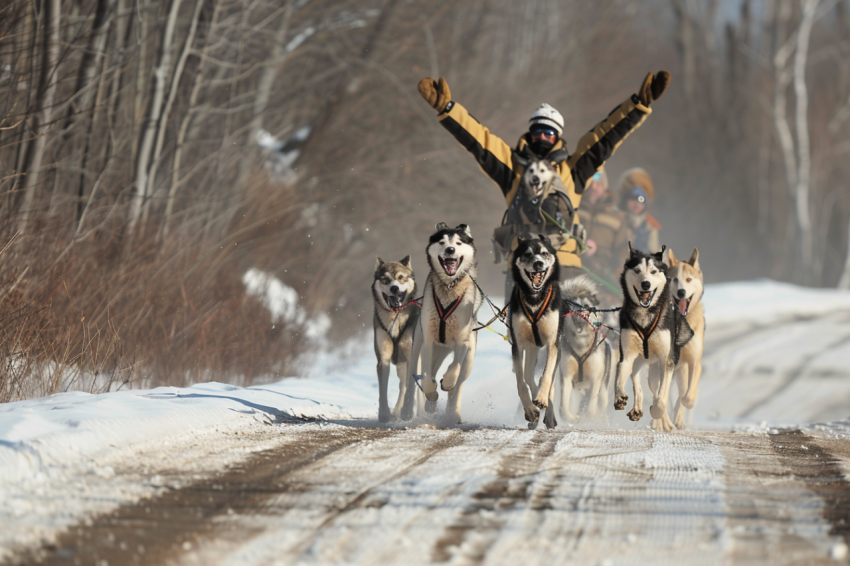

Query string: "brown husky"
[[373, 256, 420, 422], [666, 248, 705, 430]]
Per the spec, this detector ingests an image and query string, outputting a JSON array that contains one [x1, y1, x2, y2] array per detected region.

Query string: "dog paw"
[[424, 399, 438, 414], [651, 418, 663, 432], [544, 408, 558, 430], [662, 413, 676, 432], [378, 406, 391, 423], [627, 408, 643, 421], [650, 403, 665, 419], [614, 394, 628, 411], [400, 406, 414, 421], [440, 364, 461, 391], [675, 414, 686, 430], [524, 406, 540, 425], [532, 398, 548, 410]]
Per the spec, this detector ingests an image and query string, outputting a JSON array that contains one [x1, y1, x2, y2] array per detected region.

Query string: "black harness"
[[518, 284, 555, 348], [626, 306, 663, 359], [433, 289, 463, 344]]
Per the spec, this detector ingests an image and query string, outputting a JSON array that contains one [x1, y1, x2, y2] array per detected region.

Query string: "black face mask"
[[529, 139, 554, 157]]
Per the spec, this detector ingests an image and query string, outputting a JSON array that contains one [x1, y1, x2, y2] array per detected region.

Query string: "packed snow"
[[2, 279, 850, 559]]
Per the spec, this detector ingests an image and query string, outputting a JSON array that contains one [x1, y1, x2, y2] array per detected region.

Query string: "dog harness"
[[519, 284, 555, 348], [433, 289, 463, 344], [626, 307, 662, 359]]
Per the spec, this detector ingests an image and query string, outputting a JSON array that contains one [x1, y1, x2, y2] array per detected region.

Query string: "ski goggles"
[[529, 124, 558, 137]]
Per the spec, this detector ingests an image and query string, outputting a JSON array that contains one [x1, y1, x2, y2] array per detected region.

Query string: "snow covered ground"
[[2, 279, 850, 563]]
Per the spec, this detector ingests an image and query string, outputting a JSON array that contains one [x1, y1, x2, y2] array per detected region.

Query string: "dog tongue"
[[678, 298, 688, 316], [443, 259, 457, 276], [532, 272, 544, 286]]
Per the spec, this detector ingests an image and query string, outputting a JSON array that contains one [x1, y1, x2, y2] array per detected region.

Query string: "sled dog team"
[[373, 223, 705, 432]]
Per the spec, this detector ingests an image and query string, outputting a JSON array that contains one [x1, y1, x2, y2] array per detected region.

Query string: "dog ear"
[[628, 241, 638, 257], [399, 255, 411, 268], [651, 245, 666, 264], [457, 223, 472, 238], [537, 233, 551, 245], [688, 247, 700, 269], [375, 256, 384, 270], [434, 222, 449, 232], [666, 248, 678, 267]]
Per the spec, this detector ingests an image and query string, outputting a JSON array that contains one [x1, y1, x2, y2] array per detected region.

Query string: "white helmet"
[[528, 103, 564, 137]]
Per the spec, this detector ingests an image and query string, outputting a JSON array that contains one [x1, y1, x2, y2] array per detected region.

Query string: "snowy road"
[[9, 425, 850, 565], [4, 280, 850, 564]]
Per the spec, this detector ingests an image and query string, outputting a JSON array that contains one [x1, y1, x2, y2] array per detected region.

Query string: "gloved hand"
[[571, 222, 587, 248], [637, 71, 671, 106], [418, 77, 452, 113]]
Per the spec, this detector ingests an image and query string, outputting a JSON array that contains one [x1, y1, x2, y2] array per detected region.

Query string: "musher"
[[417, 71, 671, 297], [617, 167, 662, 254]]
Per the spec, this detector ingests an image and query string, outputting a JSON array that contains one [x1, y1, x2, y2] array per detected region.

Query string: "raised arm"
[[419, 77, 515, 196], [568, 71, 671, 193]]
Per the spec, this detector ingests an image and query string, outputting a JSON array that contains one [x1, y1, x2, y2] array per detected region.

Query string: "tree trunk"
[[792, 0, 818, 273], [18, 0, 62, 234], [127, 0, 183, 239]]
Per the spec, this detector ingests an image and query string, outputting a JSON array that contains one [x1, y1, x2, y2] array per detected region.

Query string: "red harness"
[[433, 289, 463, 344], [519, 284, 554, 347]]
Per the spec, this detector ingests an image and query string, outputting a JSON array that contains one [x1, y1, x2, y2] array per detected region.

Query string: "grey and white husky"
[[401, 223, 482, 425], [373, 255, 420, 422], [613, 243, 693, 432], [509, 234, 564, 429], [558, 275, 613, 423]]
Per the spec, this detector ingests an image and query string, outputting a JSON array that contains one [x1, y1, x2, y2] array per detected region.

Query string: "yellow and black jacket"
[[437, 95, 651, 267]]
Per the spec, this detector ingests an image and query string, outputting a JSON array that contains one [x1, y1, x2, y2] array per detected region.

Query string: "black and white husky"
[[613, 243, 693, 432], [401, 223, 482, 425], [509, 235, 564, 429]]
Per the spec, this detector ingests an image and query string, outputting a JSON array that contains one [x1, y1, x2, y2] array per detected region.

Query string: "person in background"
[[617, 167, 661, 254], [577, 167, 629, 287]]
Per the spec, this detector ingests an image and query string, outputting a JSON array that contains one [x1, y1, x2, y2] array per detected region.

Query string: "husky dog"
[[373, 256, 420, 422], [666, 248, 705, 430], [613, 243, 693, 432], [521, 153, 564, 200], [558, 275, 613, 423], [401, 223, 482, 424], [509, 234, 564, 429]]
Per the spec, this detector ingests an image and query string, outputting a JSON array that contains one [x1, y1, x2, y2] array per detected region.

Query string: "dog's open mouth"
[[529, 183, 542, 198], [634, 287, 656, 308], [678, 296, 691, 317], [439, 256, 462, 277], [525, 269, 547, 291], [383, 292, 406, 310]]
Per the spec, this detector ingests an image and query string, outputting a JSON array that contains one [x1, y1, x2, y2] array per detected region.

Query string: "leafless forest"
[[0, 0, 849, 400]]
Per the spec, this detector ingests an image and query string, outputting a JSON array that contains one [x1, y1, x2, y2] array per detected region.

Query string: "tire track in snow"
[[770, 430, 850, 558], [10, 426, 389, 566], [430, 430, 559, 563]]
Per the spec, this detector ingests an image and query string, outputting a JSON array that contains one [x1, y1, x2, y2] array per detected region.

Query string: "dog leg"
[[543, 379, 558, 430], [533, 342, 559, 410], [401, 326, 423, 421], [558, 356, 581, 424], [650, 357, 676, 434], [418, 338, 441, 407], [584, 359, 604, 419], [514, 347, 539, 427], [376, 360, 392, 423], [441, 343, 470, 392], [614, 331, 637, 411], [673, 364, 688, 430], [444, 336, 476, 425], [627, 357, 645, 421], [683, 358, 702, 409], [392, 361, 408, 419]]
